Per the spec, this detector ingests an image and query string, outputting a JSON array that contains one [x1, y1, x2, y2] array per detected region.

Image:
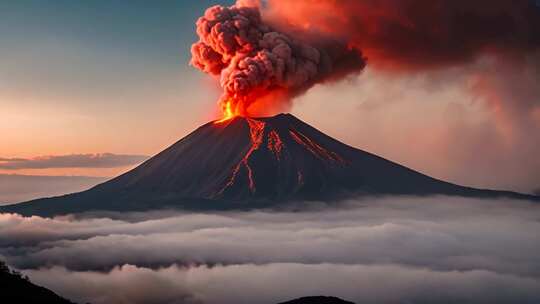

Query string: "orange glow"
[[218, 118, 266, 195], [267, 130, 283, 160], [289, 129, 346, 164], [214, 100, 237, 123]]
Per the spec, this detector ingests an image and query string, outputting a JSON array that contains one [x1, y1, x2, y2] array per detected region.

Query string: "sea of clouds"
[[1, 196, 540, 304]]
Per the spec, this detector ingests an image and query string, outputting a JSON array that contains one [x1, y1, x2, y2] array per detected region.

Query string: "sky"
[[0, 0, 229, 164], [1, 0, 539, 197]]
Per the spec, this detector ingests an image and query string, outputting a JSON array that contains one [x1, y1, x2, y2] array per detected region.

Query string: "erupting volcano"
[[3, 0, 539, 217], [2, 114, 536, 217]]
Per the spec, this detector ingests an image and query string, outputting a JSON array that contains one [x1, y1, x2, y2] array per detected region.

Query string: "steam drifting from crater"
[[190, 1, 366, 117]]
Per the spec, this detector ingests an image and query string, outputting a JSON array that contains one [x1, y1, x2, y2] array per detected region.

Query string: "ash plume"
[[190, 1, 366, 116], [191, 0, 540, 119], [266, 0, 540, 70]]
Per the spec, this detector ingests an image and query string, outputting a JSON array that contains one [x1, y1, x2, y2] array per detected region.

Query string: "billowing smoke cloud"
[[265, 0, 540, 125], [192, 0, 540, 118], [1, 196, 540, 303], [190, 1, 366, 116]]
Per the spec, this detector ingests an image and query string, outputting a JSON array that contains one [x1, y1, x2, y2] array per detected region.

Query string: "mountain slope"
[[0, 261, 76, 304], [2, 114, 536, 216]]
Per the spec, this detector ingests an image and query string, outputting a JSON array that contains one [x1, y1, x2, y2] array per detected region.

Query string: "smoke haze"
[[266, 0, 540, 69]]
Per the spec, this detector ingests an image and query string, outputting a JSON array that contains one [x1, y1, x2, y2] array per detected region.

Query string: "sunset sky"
[[1, 0, 227, 175], [1, 0, 539, 196]]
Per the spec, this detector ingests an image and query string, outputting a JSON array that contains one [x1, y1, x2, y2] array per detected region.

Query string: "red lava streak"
[[289, 129, 346, 164], [267, 130, 284, 160], [217, 119, 349, 197], [220, 119, 266, 194], [245, 119, 266, 191]]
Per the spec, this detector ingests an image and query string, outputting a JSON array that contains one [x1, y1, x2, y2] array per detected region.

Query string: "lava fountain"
[[214, 100, 237, 124]]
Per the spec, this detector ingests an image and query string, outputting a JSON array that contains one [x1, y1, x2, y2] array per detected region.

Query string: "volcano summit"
[[2, 114, 536, 216]]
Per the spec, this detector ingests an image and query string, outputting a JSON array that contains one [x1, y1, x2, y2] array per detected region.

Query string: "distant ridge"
[[277, 296, 355, 304], [0, 260, 76, 304], [2, 114, 537, 217]]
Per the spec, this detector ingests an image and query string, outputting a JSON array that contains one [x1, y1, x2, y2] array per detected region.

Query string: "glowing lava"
[[289, 129, 346, 164], [218, 118, 266, 195], [215, 100, 236, 124]]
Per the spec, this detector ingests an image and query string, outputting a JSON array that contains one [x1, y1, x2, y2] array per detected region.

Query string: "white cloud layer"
[[26, 263, 540, 304], [1, 196, 540, 304]]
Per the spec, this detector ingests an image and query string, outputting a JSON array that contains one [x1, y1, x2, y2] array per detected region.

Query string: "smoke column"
[[192, 0, 540, 125], [190, 1, 366, 118]]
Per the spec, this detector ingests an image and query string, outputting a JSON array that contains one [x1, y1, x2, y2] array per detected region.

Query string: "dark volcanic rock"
[[2, 114, 537, 217], [0, 260, 76, 304]]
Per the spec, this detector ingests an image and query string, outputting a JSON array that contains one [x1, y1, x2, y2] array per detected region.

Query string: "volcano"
[[2, 114, 536, 216]]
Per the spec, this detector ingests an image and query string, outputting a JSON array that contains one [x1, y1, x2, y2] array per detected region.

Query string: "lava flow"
[[218, 118, 266, 194], [214, 100, 237, 124]]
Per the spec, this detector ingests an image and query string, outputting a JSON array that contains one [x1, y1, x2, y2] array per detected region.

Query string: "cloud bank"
[[25, 263, 540, 304], [1, 196, 539, 303], [0, 153, 148, 170]]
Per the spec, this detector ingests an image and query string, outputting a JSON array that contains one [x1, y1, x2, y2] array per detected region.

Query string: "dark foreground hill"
[[2, 114, 537, 217], [278, 296, 355, 304], [0, 261, 76, 304]]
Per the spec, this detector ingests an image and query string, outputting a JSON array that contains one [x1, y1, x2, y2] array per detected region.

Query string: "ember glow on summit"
[[214, 100, 235, 123]]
